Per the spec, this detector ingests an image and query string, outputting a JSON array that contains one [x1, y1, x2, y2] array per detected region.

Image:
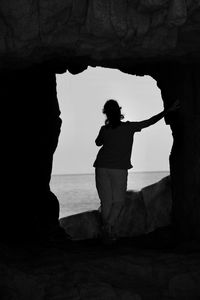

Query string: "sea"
[[50, 171, 169, 218]]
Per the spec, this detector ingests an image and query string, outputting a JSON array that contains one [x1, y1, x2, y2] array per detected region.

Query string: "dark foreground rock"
[[60, 176, 172, 240], [0, 234, 200, 300]]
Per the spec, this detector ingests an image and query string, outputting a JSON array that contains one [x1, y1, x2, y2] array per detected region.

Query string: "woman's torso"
[[94, 121, 140, 169]]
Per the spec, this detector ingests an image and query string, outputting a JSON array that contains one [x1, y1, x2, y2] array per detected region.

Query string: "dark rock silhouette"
[[0, 1, 200, 69], [0, 225, 200, 300], [0, 67, 62, 241], [60, 176, 171, 240], [155, 64, 200, 240]]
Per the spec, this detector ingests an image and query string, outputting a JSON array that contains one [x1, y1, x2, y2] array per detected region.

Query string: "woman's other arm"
[[95, 126, 104, 146]]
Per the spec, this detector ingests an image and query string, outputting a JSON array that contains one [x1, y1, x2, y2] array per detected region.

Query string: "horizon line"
[[52, 170, 170, 176]]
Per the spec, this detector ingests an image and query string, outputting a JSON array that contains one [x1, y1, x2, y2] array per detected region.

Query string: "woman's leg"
[[95, 168, 113, 227], [108, 169, 128, 234]]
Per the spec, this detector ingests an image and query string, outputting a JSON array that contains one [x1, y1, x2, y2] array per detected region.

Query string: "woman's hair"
[[103, 99, 124, 128]]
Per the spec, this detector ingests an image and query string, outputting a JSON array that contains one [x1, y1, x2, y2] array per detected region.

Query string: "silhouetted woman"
[[94, 99, 179, 241]]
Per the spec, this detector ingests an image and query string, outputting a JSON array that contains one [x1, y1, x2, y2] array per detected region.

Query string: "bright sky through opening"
[[53, 67, 172, 175]]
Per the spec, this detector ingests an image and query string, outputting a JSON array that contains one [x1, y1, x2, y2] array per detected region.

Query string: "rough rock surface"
[[0, 0, 200, 70], [60, 176, 172, 240], [0, 237, 200, 300], [142, 175, 172, 233]]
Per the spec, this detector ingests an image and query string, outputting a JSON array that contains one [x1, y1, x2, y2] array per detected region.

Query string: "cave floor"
[[1, 229, 200, 300]]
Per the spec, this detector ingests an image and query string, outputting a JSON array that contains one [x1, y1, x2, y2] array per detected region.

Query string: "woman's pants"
[[95, 168, 128, 232]]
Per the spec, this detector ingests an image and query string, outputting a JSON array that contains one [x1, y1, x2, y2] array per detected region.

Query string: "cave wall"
[[0, 0, 200, 71], [169, 65, 200, 240], [154, 63, 200, 240], [0, 67, 61, 240]]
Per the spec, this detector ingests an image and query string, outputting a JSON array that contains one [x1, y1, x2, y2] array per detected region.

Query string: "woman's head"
[[103, 99, 124, 127]]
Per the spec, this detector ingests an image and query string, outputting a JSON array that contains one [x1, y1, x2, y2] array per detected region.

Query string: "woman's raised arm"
[[131, 100, 180, 131]]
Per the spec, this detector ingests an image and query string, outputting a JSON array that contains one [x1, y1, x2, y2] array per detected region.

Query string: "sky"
[[52, 67, 173, 175]]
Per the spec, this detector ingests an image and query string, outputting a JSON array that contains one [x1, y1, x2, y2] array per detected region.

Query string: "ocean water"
[[50, 171, 169, 218]]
